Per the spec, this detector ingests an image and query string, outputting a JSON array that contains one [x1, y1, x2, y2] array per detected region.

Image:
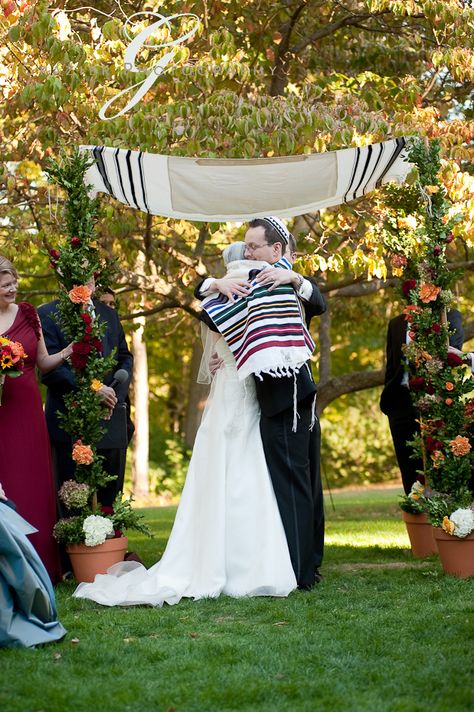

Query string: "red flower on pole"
[[447, 352, 464, 367], [409, 376, 425, 391], [402, 279, 417, 296]]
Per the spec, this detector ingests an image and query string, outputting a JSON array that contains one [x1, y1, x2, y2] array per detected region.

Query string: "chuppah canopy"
[[79, 137, 412, 221]]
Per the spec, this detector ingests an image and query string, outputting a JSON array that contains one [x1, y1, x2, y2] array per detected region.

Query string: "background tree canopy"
[[1, 0, 473, 493]]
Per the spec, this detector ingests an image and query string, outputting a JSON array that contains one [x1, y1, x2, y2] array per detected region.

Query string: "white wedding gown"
[[73, 338, 296, 606]]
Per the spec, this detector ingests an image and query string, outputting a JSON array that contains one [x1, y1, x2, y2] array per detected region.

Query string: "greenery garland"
[[46, 149, 150, 544], [380, 138, 473, 520]]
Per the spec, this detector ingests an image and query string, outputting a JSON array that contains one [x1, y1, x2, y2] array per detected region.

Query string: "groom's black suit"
[[380, 310, 463, 494], [196, 276, 326, 589]]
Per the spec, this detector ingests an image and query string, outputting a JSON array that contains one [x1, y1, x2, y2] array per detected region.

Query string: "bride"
[[73, 243, 296, 606]]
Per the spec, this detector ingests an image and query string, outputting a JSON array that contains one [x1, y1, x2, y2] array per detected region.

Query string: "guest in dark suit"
[[196, 217, 326, 589], [38, 279, 133, 509], [380, 310, 463, 494]]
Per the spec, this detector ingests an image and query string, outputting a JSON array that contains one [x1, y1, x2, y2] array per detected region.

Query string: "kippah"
[[262, 216, 290, 244]]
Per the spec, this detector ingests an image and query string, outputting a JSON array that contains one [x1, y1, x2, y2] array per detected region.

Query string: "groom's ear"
[[273, 242, 283, 260]]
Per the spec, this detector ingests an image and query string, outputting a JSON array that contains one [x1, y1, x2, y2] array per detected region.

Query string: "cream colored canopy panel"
[[80, 138, 410, 220]]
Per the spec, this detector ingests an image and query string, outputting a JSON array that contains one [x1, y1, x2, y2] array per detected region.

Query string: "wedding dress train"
[[73, 338, 296, 606]]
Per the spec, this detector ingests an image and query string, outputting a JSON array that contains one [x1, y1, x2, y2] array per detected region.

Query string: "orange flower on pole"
[[445, 382, 454, 391], [449, 435, 471, 457], [431, 450, 445, 468], [397, 216, 418, 230], [445, 398, 453, 406], [419, 283, 441, 304], [403, 305, 423, 324], [72, 439, 94, 465], [69, 285, 91, 304]]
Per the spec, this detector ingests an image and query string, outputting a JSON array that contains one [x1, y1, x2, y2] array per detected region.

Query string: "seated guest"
[[0, 484, 67, 648]]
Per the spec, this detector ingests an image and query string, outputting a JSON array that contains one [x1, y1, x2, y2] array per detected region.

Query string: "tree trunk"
[[131, 254, 150, 497]]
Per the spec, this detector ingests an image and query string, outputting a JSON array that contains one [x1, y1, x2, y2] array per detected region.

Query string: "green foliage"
[[109, 494, 153, 539], [1, 2, 473, 496], [321, 392, 398, 488], [46, 150, 98, 252], [149, 430, 192, 498]]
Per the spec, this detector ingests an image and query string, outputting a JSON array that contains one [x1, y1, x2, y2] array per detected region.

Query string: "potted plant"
[[46, 149, 151, 582], [380, 138, 474, 574], [398, 482, 437, 557], [426, 494, 474, 578], [53, 482, 151, 582]]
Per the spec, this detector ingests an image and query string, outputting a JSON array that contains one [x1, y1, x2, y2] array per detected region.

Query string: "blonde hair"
[[0, 256, 18, 280]]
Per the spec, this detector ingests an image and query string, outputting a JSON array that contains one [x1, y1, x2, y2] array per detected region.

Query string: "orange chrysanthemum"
[[419, 283, 441, 304], [69, 285, 91, 305], [72, 439, 94, 465], [449, 435, 471, 457], [442, 516, 455, 535], [445, 398, 453, 406], [403, 305, 422, 320], [431, 450, 445, 469], [445, 382, 454, 391]]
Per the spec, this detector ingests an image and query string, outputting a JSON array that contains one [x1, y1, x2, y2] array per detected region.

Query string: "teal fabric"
[[0, 503, 67, 648]]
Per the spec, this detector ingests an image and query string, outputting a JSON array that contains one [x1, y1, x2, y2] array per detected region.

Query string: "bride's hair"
[[222, 242, 246, 265]]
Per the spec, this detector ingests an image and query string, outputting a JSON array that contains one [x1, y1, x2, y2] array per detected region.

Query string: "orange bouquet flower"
[[0, 336, 28, 405]]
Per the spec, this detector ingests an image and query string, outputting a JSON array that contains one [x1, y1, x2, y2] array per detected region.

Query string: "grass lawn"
[[2, 487, 473, 712]]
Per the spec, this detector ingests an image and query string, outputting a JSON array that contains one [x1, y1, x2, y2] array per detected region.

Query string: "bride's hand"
[[0, 483, 7, 500], [213, 277, 251, 300], [209, 352, 224, 376]]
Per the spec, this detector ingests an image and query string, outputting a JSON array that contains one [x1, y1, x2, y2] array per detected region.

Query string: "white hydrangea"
[[83, 515, 114, 547], [450, 508, 474, 538]]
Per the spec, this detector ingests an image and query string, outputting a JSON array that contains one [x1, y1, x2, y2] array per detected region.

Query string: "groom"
[[196, 217, 326, 589]]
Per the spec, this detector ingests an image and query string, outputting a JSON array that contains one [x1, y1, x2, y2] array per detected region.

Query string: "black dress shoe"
[[124, 551, 144, 565], [314, 568, 323, 584]]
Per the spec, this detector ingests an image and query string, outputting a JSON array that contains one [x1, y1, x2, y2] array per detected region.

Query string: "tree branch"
[[291, 10, 391, 54], [317, 368, 385, 415]]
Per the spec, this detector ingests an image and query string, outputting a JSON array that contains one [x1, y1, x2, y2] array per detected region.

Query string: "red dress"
[[0, 302, 61, 583]]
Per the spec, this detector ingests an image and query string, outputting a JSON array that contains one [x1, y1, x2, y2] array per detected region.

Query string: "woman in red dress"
[[0, 257, 72, 583]]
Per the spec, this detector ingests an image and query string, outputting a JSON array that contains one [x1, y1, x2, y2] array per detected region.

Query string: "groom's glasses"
[[246, 241, 269, 253]]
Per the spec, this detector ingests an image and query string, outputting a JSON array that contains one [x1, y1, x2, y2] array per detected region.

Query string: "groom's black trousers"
[[260, 396, 324, 588]]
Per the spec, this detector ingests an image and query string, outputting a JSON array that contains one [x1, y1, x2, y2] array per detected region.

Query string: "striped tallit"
[[202, 257, 315, 381], [79, 138, 411, 221]]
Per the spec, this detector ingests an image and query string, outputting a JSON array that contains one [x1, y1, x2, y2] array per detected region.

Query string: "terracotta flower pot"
[[67, 536, 128, 583], [432, 528, 474, 579], [402, 511, 437, 558]]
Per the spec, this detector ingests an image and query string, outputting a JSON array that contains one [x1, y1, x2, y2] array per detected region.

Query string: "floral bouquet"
[[0, 336, 27, 404], [53, 480, 152, 547]]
